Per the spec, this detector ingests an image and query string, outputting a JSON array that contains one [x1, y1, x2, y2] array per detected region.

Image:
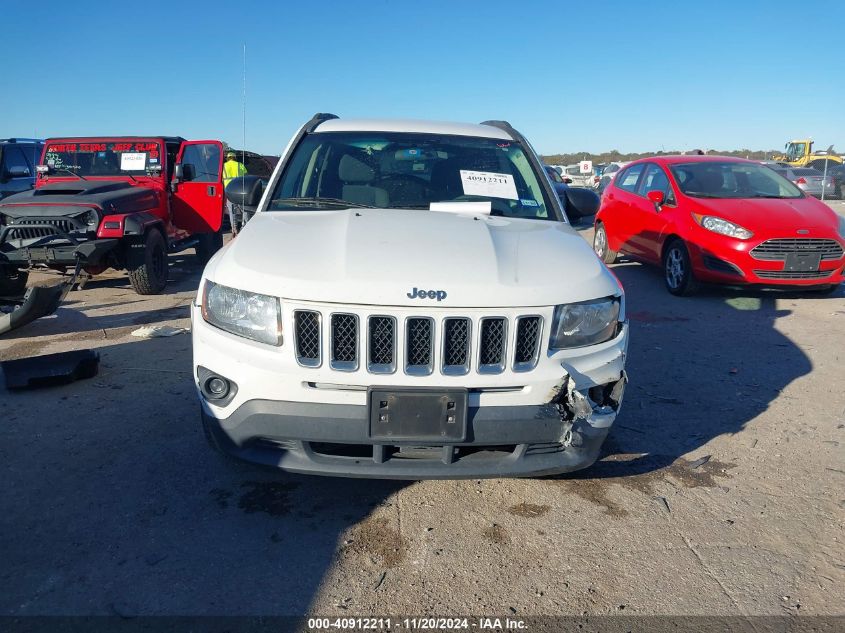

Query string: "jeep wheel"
[[196, 231, 224, 266], [0, 266, 29, 297], [127, 229, 168, 295]]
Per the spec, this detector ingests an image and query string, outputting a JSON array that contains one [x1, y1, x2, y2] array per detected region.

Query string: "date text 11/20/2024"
[[307, 617, 527, 630]]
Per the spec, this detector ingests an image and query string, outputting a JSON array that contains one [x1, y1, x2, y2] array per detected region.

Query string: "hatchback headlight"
[[549, 297, 620, 349], [692, 213, 753, 240], [201, 280, 282, 345], [838, 215, 845, 239]]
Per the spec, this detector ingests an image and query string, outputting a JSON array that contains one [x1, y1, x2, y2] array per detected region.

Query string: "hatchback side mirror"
[[226, 175, 264, 209], [647, 190, 665, 210]]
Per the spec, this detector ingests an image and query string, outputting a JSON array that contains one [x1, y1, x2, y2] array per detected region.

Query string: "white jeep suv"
[[192, 114, 628, 479]]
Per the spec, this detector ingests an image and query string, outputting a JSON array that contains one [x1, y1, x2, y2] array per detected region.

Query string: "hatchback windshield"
[[43, 140, 163, 177], [669, 161, 803, 199], [268, 132, 557, 220]]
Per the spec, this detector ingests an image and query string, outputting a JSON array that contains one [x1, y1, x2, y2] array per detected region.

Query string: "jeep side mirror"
[[563, 187, 600, 219], [226, 175, 264, 209], [647, 190, 665, 210]]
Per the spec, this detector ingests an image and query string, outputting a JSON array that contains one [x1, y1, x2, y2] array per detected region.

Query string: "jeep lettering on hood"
[[407, 287, 447, 301]]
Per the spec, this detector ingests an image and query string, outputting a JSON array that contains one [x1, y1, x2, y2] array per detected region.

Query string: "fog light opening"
[[204, 376, 230, 399]]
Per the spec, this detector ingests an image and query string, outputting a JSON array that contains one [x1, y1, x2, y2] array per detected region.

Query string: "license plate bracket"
[[784, 252, 821, 272], [368, 388, 468, 442]]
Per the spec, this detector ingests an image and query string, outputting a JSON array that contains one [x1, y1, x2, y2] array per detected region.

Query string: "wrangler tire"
[[0, 266, 29, 297], [127, 228, 168, 295]]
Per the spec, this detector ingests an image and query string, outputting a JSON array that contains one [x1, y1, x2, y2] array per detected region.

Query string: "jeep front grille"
[[294, 310, 321, 367], [330, 313, 359, 371], [478, 317, 507, 373], [442, 317, 471, 375], [750, 238, 843, 261], [6, 218, 78, 240], [513, 316, 542, 371], [406, 317, 434, 375], [292, 310, 548, 376], [368, 316, 396, 373]]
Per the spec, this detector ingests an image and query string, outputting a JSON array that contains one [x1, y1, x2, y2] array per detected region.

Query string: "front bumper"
[[193, 300, 629, 479], [688, 238, 845, 287], [201, 398, 612, 479]]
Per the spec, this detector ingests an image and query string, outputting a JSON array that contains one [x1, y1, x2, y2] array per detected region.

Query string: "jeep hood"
[[0, 180, 159, 217], [206, 208, 620, 308]]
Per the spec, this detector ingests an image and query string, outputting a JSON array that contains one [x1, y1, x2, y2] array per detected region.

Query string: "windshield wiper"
[[272, 197, 373, 209], [684, 192, 726, 198], [53, 167, 87, 181]]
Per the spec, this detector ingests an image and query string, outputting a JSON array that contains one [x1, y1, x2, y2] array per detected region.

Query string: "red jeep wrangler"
[[0, 137, 225, 295]]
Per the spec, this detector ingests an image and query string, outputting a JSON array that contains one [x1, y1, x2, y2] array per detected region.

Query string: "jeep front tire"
[[127, 228, 168, 295]]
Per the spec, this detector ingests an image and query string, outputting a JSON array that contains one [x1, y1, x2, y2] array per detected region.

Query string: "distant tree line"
[[541, 149, 780, 165]]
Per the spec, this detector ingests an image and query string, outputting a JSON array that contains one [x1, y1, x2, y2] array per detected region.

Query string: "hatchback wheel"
[[663, 239, 698, 296], [593, 223, 617, 264]]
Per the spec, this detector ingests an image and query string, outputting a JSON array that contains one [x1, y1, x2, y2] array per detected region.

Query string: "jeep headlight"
[[549, 297, 620, 349], [201, 280, 282, 345]]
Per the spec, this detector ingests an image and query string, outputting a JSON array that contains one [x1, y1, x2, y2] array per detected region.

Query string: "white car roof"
[[313, 118, 514, 140]]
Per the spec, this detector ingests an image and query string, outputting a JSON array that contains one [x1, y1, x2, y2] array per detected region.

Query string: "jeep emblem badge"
[[407, 287, 447, 301]]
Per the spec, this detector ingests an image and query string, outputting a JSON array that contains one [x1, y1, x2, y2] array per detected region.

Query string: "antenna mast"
[[242, 43, 246, 166]]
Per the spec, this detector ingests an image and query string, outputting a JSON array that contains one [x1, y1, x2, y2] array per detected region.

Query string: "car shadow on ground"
[[1, 334, 409, 615], [567, 258, 828, 481]]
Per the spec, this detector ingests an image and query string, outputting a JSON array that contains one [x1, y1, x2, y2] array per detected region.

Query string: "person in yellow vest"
[[223, 150, 247, 186], [223, 151, 247, 234]]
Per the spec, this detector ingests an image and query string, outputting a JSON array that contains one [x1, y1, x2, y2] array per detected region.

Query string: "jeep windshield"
[[43, 141, 163, 178], [268, 132, 558, 220], [670, 161, 803, 199]]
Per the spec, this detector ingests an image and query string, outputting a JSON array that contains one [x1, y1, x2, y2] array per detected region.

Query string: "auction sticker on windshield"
[[460, 170, 518, 200], [120, 153, 146, 171]]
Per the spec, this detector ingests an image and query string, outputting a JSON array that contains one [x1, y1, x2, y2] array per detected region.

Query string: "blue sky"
[[2, 0, 842, 156]]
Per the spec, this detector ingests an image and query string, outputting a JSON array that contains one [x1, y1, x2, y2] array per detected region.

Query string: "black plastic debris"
[[2, 349, 100, 390]]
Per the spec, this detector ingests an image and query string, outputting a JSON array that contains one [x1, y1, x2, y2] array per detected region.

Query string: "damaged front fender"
[[550, 371, 628, 432]]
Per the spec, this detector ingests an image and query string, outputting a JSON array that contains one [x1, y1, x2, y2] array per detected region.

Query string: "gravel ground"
[[1, 202, 843, 618]]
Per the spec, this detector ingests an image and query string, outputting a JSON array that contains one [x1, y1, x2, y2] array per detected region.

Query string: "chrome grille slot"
[[405, 317, 434, 375], [513, 316, 542, 372], [754, 269, 834, 280], [441, 317, 470, 375], [750, 238, 843, 261], [330, 313, 359, 371], [368, 316, 396, 374], [293, 310, 321, 367], [478, 317, 507, 374]]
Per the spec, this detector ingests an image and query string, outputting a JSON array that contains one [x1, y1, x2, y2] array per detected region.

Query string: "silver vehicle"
[[771, 166, 836, 198]]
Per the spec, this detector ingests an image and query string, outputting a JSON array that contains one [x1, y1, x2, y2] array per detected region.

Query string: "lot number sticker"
[[120, 152, 146, 171], [460, 170, 518, 200], [579, 160, 593, 174]]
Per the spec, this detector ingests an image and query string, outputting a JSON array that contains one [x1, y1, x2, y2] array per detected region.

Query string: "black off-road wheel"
[[663, 238, 699, 296], [127, 228, 168, 295], [195, 231, 224, 266], [593, 222, 618, 264], [0, 265, 29, 297]]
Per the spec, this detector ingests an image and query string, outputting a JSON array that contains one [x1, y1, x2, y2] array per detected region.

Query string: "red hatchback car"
[[593, 156, 845, 295]]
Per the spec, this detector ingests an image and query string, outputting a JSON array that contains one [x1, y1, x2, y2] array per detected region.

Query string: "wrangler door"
[[171, 140, 224, 233]]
